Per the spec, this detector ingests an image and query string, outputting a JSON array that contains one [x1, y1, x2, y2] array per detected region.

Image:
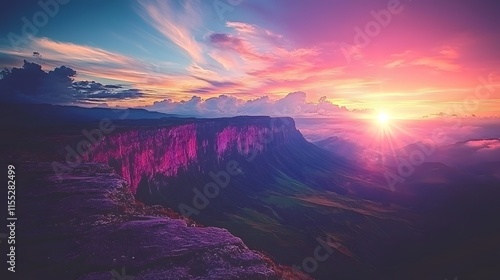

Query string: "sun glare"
[[377, 112, 390, 125]]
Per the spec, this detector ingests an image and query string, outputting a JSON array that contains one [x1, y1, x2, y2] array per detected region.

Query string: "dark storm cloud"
[[0, 60, 144, 104]]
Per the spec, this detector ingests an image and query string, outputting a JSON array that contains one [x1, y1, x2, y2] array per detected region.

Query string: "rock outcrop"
[[15, 161, 306, 279]]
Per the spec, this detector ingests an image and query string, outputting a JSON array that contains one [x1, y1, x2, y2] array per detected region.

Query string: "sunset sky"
[[1, 0, 499, 118]]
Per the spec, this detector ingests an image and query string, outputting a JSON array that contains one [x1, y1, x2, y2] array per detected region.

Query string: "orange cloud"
[[0, 37, 209, 99]]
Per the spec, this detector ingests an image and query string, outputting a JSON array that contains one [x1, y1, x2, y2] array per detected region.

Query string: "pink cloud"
[[464, 139, 500, 150], [0, 37, 153, 84], [439, 46, 460, 59], [146, 91, 348, 117], [383, 46, 462, 72], [138, 0, 204, 62]]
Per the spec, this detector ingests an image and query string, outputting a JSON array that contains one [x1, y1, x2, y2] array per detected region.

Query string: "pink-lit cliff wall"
[[86, 117, 298, 192]]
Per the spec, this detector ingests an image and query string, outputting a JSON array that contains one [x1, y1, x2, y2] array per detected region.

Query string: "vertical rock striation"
[[86, 117, 300, 192]]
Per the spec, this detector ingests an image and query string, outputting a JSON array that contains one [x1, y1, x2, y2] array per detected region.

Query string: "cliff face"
[[86, 117, 300, 192], [15, 161, 297, 279]]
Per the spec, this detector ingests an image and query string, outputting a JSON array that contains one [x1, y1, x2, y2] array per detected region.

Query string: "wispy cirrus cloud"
[[2, 0, 500, 118], [0, 37, 152, 84], [0, 36, 212, 103], [138, 0, 204, 63], [200, 21, 349, 98], [384, 46, 462, 72]]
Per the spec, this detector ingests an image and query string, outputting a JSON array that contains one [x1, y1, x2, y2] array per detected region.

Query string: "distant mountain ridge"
[[0, 102, 177, 127]]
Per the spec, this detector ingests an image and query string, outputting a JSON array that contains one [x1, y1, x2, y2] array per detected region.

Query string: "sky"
[[0, 0, 499, 118]]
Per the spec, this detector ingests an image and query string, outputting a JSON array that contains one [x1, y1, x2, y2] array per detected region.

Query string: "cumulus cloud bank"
[[0, 61, 358, 118], [146, 91, 349, 117], [435, 138, 500, 167]]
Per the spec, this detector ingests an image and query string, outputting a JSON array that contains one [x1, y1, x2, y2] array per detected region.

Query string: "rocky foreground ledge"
[[13, 161, 308, 280]]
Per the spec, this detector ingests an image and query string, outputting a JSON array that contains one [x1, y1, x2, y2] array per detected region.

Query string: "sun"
[[377, 112, 390, 125]]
